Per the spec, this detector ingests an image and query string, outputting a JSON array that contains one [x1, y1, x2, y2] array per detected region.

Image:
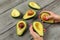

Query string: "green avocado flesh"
[[29, 2, 41, 10], [11, 9, 20, 17], [16, 20, 27, 36], [40, 12, 54, 23], [33, 21, 44, 36], [23, 9, 36, 20]]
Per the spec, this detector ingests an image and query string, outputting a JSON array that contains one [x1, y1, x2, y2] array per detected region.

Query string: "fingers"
[[29, 25, 40, 38], [47, 16, 53, 20], [54, 20, 60, 23], [41, 10, 54, 20], [29, 25, 33, 33], [29, 25, 43, 40], [29, 25, 36, 37]]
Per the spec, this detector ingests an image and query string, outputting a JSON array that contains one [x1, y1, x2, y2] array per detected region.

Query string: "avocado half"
[[23, 9, 36, 20], [11, 8, 20, 18], [33, 21, 44, 36], [28, 2, 41, 10], [16, 20, 27, 36], [40, 12, 54, 23]]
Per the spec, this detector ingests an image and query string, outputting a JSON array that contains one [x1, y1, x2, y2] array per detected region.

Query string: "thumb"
[[47, 16, 53, 20], [29, 25, 36, 37]]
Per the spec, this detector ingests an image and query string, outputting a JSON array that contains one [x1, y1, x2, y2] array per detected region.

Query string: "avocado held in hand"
[[40, 12, 54, 23], [33, 21, 44, 36], [42, 15, 48, 21], [16, 20, 27, 36], [11, 9, 20, 18], [29, 2, 41, 10], [23, 9, 36, 20]]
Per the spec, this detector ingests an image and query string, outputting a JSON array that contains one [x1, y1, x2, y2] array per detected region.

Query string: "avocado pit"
[[28, 10, 34, 16], [19, 22, 24, 28], [43, 15, 48, 21]]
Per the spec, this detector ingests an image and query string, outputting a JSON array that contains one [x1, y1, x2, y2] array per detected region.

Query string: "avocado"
[[16, 20, 27, 36], [23, 9, 36, 20], [11, 8, 20, 18], [40, 12, 54, 23], [33, 21, 44, 36], [28, 2, 41, 10]]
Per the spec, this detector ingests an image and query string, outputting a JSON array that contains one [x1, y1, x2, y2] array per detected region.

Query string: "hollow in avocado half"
[[33, 21, 44, 36], [16, 20, 27, 36], [23, 9, 36, 20], [11, 8, 20, 18], [28, 2, 41, 10]]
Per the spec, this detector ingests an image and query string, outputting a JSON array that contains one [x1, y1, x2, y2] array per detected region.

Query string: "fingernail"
[[46, 18, 48, 20], [45, 16, 49, 20], [44, 28, 46, 32], [29, 24, 32, 26], [38, 15, 40, 19]]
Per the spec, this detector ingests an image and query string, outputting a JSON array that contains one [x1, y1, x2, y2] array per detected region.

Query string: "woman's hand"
[[41, 10, 60, 23], [29, 25, 43, 40]]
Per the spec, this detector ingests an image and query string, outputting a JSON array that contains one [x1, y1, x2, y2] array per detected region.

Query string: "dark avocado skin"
[[28, 5, 40, 10]]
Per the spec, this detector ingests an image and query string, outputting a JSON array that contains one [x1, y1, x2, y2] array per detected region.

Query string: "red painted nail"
[[44, 28, 46, 32], [29, 24, 32, 26]]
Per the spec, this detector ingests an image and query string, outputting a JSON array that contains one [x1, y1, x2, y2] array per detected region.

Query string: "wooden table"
[[0, 0, 60, 40]]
